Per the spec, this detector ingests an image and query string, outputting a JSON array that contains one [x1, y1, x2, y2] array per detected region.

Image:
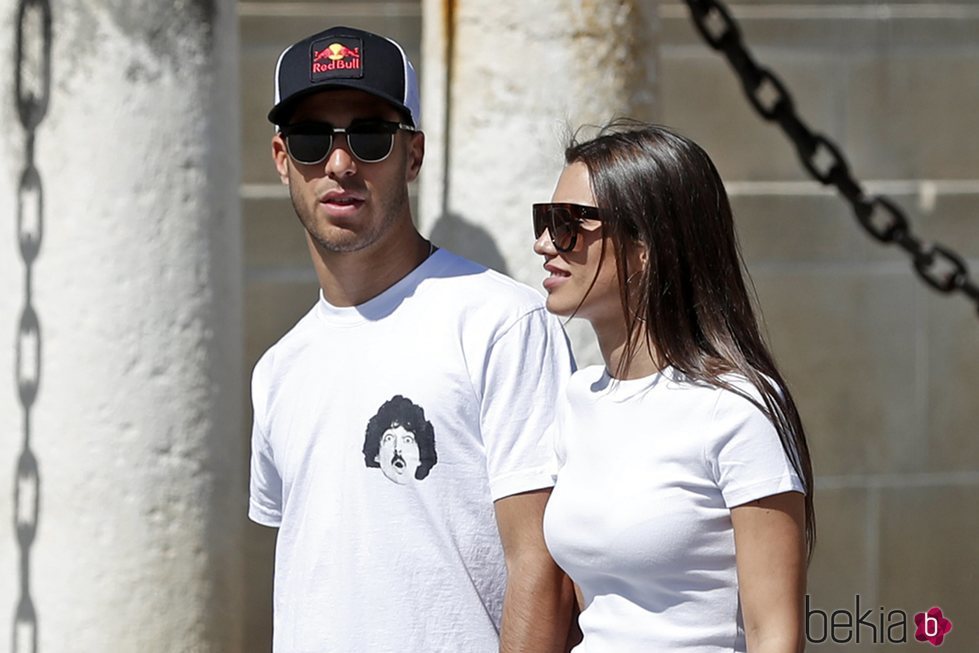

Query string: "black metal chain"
[[684, 0, 979, 315], [13, 1, 51, 652]]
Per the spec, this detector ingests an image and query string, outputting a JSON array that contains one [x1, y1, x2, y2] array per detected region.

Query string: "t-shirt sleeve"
[[480, 308, 575, 501], [248, 357, 283, 527], [548, 383, 570, 483], [706, 388, 805, 508]]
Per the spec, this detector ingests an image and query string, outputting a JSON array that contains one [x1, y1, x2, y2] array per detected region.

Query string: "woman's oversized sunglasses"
[[532, 203, 603, 252], [280, 119, 417, 165]]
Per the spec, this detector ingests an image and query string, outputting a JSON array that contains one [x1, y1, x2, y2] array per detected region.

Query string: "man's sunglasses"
[[280, 120, 417, 165], [533, 203, 603, 252]]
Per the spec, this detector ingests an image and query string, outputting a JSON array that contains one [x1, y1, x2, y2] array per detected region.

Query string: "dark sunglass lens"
[[550, 208, 577, 251], [348, 130, 394, 162], [533, 209, 547, 239], [287, 133, 333, 164]]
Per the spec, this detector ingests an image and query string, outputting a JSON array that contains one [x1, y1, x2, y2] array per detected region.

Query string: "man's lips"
[[320, 190, 366, 215], [322, 188, 365, 202]]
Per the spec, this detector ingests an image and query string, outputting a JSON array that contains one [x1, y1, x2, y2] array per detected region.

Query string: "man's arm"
[[494, 488, 576, 653]]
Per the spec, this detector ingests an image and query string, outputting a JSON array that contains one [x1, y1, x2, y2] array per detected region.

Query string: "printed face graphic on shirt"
[[377, 425, 421, 484], [363, 395, 437, 484]]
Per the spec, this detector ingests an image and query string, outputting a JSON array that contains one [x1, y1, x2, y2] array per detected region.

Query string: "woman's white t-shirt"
[[543, 365, 805, 652]]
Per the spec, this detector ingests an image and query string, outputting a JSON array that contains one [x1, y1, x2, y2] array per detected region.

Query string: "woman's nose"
[[533, 229, 556, 256]]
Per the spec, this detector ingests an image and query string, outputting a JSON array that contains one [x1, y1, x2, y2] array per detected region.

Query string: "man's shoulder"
[[425, 248, 546, 311], [251, 301, 320, 382]]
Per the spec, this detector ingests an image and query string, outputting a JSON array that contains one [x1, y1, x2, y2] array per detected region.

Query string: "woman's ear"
[[623, 243, 649, 298], [633, 242, 649, 269]]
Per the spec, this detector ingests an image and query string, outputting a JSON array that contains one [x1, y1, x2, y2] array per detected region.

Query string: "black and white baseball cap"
[[268, 26, 421, 128]]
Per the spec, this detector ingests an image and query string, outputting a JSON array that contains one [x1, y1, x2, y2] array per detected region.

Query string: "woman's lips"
[[542, 264, 570, 291]]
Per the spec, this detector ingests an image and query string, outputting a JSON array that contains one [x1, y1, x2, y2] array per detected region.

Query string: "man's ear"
[[272, 133, 290, 185], [405, 131, 424, 183]]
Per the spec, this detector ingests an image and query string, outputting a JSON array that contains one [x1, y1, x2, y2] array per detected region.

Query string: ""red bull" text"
[[312, 43, 361, 73], [313, 59, 360, 73]]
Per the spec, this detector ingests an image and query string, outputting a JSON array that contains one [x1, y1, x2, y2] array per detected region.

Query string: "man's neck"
[[309, 227, 432, 308]]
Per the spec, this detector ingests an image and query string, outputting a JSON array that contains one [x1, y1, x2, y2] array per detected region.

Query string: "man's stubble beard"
[[288, 167, 410, 255]]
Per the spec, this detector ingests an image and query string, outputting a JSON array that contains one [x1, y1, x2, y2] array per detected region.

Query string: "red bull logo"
[[312, 42, 361, 73]]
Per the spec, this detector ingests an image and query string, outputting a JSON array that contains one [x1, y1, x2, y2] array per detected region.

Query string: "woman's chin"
[[544, 295, 577, 318]]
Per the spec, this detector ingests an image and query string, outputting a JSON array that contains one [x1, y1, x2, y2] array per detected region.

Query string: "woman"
[[534, 121, 814, 652]]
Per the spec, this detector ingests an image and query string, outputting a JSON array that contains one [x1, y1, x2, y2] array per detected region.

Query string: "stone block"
[[923, 193, 979, 259], [659, 50, 846, 182], [807, 488, 873, 611], [244, 196, 310, 268], [732, 193, 901, 266], [243, 520, 276, 653], [879, 485, 978, 653], [750, 271, 919, 476], [240, 46, 283, 185], [846, 55, 979, 180], [659, 8, 866, 52], [734, 189, 979, 270], [922, 284, 979, 473], [660, 8, 979, 186], [878, 11, 979, 53], [245, 279, 320, 370], [660, 3, 979, 52], [239, 9, 422, 54]]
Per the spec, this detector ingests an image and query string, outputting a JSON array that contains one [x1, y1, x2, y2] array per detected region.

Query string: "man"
[[248, 26, 576, 652]]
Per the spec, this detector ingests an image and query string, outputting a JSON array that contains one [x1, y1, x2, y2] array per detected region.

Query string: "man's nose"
[[324, 137, 357, 178]]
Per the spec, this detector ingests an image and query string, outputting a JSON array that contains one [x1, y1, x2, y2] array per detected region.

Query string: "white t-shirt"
[[249, 249, 575, 653], [543, 365, 804, 653]]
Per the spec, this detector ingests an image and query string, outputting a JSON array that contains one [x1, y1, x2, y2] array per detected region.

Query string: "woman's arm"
[[731, 491, 807, 653]]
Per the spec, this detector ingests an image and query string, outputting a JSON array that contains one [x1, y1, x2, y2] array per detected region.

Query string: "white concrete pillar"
[[420, 0, 659, 364], [0, 1, 243, 650]]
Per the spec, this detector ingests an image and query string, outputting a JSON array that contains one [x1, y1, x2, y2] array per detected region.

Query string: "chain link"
[[15, 0, 51, 130], [16, 308, 41, 408], [17, 163, 43, 263], [13, 1, 51, 651], [685, 0, 979, 316]]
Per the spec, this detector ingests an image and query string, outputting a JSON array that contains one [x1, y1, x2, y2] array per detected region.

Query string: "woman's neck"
[[591, 315, 661, 380]]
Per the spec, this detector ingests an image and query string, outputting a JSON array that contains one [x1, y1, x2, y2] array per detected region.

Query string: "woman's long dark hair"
[[566, 119, 815, 557]]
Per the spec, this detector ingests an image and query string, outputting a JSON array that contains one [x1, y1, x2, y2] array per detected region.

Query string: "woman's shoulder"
[[710, 371, 782, 418]]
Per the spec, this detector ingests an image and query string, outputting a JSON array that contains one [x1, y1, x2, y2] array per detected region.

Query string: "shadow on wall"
[[428, 212, 509, 276]]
